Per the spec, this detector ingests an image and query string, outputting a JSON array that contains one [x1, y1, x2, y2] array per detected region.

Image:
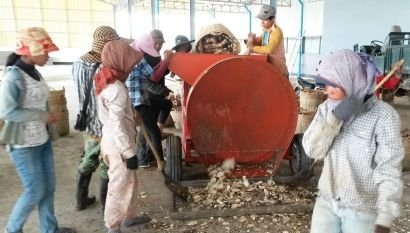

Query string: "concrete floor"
[[1, 65, 410, 233]]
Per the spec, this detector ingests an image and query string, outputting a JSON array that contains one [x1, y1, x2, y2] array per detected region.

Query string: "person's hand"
[[46, 112, 58, 124], [243, 49, 251, 55], [333, 97, 362, 121], [163, 50, 173, 62], [247, 32, 256, 39], [246, 37, 255, 50], [374, 225, 390, 233], [125, 155, 139, 170]]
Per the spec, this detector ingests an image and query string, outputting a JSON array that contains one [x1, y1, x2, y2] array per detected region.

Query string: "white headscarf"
[[318, 49, 376, 102]]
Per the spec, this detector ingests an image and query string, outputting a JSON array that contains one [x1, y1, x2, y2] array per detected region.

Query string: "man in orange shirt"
[[247, 4, 288, 78]]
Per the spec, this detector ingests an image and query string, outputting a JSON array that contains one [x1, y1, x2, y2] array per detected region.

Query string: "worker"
[[171, 35, 195, 53], [0, 27, 76, 233], [72, 26, 129, 212], [246, 4, 288, 78], [303, 49, 404, 233], [170, 34, 195, 95], [145, 30, 173, 137], [127, 31, 172, 168], [193, 23, 241, 54], [95, 39, 151, 233]]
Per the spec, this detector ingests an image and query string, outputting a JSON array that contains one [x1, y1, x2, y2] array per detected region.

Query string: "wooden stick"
[[374, 59, 404, 92], [140, 125, 164, 171], [170, 203, 314, 220]]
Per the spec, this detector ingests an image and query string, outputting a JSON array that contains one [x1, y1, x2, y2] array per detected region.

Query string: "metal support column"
[[64, 0, 71, 47], [128, 0, 133, 37], [297, 0, 304, 79], [244, 4, 252, 33], [189, 0, 195, 40], [270, 0, 277, 8], [151, 0, 159, 29], [113, 5, 117, 30]]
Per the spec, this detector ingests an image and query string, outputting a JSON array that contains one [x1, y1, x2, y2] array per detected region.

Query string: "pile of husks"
[[187, 163, 316, 209]]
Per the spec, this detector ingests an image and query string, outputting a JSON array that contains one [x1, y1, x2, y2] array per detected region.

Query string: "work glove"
[[333, 97, 362, 121], [375, 225, 390, 233], [125, 155, 139, 170]]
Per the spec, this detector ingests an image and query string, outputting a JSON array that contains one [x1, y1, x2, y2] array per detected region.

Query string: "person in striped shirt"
[[72, 26, 132, 212]]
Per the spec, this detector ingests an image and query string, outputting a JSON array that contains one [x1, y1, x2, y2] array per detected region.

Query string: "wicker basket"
[[48, 88, 69, 136], [299, 89, 326, 113], [295, 112, 315, 134], [170, 111, 182, 130]]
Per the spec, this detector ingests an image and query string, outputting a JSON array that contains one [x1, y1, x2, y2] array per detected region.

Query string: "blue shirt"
[[126, 58, 154, 107]]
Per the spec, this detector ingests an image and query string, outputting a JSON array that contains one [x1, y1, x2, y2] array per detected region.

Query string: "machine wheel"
[[165, 135, 182, 181], [289, 134, 313, 175]]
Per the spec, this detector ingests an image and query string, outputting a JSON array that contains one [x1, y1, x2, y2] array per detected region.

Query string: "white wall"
[[321, 0, 410, 55]]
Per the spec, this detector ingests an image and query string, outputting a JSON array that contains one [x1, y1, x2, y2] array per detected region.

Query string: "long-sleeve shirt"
[[303, 96, 404, 227], [252, 24, 288, 77], [72, 60, 102, 137], [98, 80, 136, 159], [126, 58, 154, 107]]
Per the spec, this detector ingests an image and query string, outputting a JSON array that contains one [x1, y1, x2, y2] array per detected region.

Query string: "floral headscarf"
[[15, 27, 59, 56]]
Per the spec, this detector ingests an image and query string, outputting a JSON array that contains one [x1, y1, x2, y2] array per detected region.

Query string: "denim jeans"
[[6, 140, 59, 233], [310, 196, 376, 233]]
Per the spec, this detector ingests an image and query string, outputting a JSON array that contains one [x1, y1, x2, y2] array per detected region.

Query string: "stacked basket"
[[295, 89, 326, 134], [48, 88, 69, 136]]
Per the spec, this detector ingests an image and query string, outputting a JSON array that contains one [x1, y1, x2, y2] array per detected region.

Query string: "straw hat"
[[80, 26, 133, 63], [15, 27, 59, 56]]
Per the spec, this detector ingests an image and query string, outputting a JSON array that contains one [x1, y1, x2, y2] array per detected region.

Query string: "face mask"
[[144, 53, 161, 68]]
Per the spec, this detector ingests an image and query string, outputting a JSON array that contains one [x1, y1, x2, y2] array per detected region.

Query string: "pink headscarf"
[[318, 49, 376, 102], [95, 40, 143, 95], [130, 33, 160, 57]]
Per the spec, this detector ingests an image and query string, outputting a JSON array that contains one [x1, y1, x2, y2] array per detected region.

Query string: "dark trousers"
[[149, 95, 172, 124], [135, 105, 163, 165]]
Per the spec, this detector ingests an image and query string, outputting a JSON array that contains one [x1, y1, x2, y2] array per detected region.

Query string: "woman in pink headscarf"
[[95, 40, 151, 233], [303, 50, 404, 233]]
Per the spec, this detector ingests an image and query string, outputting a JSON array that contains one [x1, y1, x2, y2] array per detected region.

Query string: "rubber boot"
[[75, 172, 96, 211], [100, 177, 109, 213]]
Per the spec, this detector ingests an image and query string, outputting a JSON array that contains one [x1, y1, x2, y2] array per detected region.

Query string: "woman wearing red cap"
[[0, 27, 76, 233]]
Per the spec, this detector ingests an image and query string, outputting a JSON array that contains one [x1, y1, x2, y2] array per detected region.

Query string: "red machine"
[[166, 53, 298, 180]]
